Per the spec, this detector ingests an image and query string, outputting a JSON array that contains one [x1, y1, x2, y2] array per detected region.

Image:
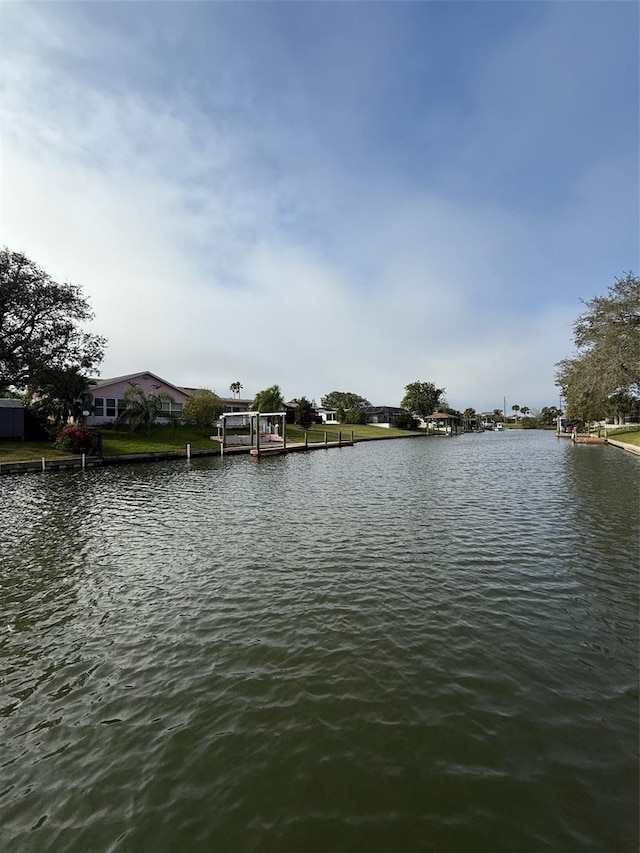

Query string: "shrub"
[[183, 389, 223, 431], [395, 411, 419, 430], [55, 425, 97, 454], [342, 409, 366, 424], [24, 407, 52, 441]]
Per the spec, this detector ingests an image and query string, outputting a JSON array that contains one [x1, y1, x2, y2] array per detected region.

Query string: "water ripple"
[[0, 433, 638, 852]]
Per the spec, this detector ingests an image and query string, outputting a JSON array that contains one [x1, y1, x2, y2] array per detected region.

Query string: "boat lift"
[[219, 410, 287, 456]]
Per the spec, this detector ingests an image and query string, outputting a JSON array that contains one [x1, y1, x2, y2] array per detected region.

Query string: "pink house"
[[86, 370, 253, 426], [86, 371, 191, 426]]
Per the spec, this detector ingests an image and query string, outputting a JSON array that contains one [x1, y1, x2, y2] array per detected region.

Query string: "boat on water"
[[493, 423, 504, 431]]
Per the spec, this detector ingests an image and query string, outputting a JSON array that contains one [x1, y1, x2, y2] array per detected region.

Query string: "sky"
[[2, 1, 638, 413]]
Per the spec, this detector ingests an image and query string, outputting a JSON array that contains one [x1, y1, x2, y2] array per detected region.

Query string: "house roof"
[[0, 398, 24, 409], [362, 405, 406, 415], [216, 397, 252, 406], [181, 390, 252, 407], [91, 372, 255, 406], [91, 370, 156, 386], [91, 371, 191, 398], [425, 411, 460, 420]]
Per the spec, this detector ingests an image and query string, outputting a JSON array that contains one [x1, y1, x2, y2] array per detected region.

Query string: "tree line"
[[555, 272, 639, 426]]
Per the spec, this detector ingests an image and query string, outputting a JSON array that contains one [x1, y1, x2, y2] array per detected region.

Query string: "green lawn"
[[605, 427, 640, 447], [284, 423, 423, 443], [0, 440, 76, 463], [5, 422, 635, 463], [100, 424, 221, 456], [1, 422, 424, 463], [0, 425, 221, 463]]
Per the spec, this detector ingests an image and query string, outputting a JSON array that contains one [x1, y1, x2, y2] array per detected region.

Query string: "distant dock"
[[248, 438, 354, 457]]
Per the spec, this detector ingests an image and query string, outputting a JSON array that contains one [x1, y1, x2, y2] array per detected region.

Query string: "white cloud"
[[2, 2, 637, 412]]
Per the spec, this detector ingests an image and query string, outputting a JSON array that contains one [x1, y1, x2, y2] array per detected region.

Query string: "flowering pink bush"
[[55, 425, 96, 454]]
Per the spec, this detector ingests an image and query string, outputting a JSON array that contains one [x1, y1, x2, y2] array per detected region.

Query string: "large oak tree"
[[400, 381, 445, 420], [555, 272, 639, 421], [320, 391, 371, 411], [0, 248, 105, 392]]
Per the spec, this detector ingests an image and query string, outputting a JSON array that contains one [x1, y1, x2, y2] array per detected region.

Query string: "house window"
[[94, 397, 104, 416], [156, 401, 183, 416], [106, 398, 116, 418]]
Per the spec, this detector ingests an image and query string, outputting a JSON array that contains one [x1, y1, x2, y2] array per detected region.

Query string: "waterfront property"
[[87, 370, 252, 427], [87, 371, 191, 425]]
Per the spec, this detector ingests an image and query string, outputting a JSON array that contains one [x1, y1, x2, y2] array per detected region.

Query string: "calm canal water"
[[1, 431, 638, 852]]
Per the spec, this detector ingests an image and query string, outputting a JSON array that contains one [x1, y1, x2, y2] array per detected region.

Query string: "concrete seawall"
[[0, 447, 223, 476], [606, 438, 640, 456], [0, 440, 355, 476], [4, 431, 637, 477]]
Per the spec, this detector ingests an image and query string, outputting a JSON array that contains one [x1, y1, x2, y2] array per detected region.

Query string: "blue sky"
[[2, 1, 638, 412]]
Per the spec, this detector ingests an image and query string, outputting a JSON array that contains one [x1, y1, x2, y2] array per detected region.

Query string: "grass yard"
[[285, 423, 423, 443], [0, 422, 426, 464], [0, 425, 221, 463], [605, 427, 640, 447], [0, 440, 76, 463], [100, 424, 221, 456]]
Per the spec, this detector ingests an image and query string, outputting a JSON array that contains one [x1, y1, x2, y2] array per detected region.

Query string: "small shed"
[[0, 399, 25, 439]]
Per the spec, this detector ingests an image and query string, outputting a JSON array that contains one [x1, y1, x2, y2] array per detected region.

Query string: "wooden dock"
[[249, 439, 354, 457], [572, 434, 607, 445]]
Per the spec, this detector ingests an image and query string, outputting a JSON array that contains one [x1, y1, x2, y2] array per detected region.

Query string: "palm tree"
[[462, 407, 477, 431], [229, 381, 243, 400], [30, 366, 94, 429], [521, 406, 530, 417], [252, 384, 284, 413], [115, 386, 175, 435], [511, 404, 520, 421]]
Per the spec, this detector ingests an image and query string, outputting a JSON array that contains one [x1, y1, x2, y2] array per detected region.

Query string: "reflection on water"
[[1, 432, 638, 852]]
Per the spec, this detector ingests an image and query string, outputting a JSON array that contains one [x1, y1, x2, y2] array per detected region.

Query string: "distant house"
[[287, 403, 339, 425], [0, 399, 25, 439], [218, 397, 252, 414], [86, 371, 191, 426], [283, 400, 327, 426], [362, 406, 408, 428], [315, 407, 339, 424]]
